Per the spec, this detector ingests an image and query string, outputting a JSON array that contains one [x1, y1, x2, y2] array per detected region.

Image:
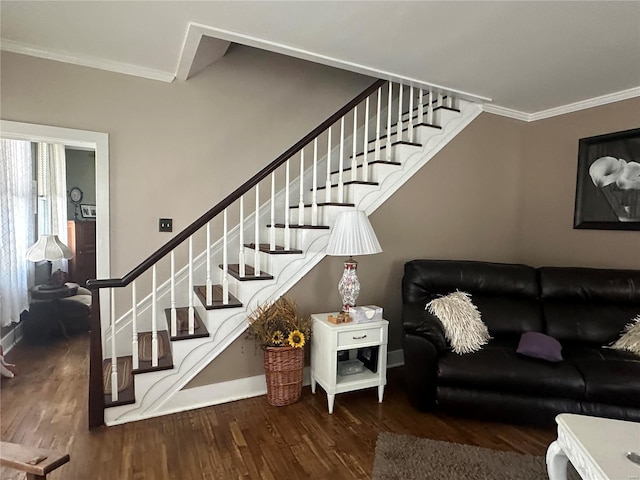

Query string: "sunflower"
[[288, 330, 305, 348], [270, 330, 284, 346]]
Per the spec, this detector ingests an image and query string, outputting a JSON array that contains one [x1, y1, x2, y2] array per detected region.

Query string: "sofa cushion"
[[426, 291, 490, 354], [563, 345, 640, 408], [540, 267, 640, 344], [403, 260, 541, 336], [437, 339, 585, 399], [517, 332, 563, 362], [610, 315, 640, 356]]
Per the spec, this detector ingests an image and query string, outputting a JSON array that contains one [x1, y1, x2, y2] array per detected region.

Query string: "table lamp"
[[326, 210, 382, 312], [25, 234, 73, 289]]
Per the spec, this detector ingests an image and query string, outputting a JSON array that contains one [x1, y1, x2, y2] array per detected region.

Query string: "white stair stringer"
[[103, 97, 481, 426]]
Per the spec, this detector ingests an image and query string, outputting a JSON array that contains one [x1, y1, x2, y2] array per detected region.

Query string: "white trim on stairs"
[[105, 349, 404, 426]]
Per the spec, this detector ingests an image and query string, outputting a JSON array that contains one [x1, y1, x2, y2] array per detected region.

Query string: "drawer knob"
[[352, 334, 367, 340]]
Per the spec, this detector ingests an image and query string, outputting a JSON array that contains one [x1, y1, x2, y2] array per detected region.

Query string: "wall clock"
[[69, 186, 83, 204], [69, 187, 84, 220]]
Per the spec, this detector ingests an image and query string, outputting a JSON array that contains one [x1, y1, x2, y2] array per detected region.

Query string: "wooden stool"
[[0, 441, 70, 479]]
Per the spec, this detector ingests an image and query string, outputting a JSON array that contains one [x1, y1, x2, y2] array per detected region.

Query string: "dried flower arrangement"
[[247, 297, 312, 349]]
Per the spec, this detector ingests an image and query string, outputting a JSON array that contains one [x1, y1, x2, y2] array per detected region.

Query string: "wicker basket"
[[263, 346, 304, 406]]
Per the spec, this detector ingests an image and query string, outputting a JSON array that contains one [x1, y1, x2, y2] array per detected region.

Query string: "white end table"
[[310, 313, 388, 414], [546, 413, 640, 480]]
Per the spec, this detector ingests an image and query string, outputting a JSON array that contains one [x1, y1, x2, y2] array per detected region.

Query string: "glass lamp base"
[[338, 257, 360, 312]]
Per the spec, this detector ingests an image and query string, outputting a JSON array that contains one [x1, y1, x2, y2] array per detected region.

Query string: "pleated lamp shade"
[[326, 211, 382, 256], [25, 234, 73, 262]]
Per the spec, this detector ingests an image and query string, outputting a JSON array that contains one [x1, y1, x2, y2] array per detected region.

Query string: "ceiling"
[[2, 1, 640, 117]]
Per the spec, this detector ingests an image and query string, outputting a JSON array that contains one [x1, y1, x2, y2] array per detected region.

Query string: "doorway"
[[0, 120, 111, 343]]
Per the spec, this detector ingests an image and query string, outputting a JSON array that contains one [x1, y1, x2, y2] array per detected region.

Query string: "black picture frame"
[[80, 204, 97, 219], [573, 128, 640, 231]]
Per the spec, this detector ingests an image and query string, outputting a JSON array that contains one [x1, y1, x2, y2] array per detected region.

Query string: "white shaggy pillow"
[[610, 315, 640, 356], [426, 291, 490, 354]]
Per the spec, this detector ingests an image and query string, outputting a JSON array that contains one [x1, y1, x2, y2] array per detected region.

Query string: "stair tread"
[[103, 356, 136, 408], [165, 307, 210, 341], [267, 223, 330, 229], [194, 284, 242, 309], [245, 243, 303, 255], [353, 140, 421, 159], [225, 264, 274, 281], [134, 330, 173, 373], [290, 202, 355, 209], [315, 180, 378, 191], [329, 160, 401, 176]]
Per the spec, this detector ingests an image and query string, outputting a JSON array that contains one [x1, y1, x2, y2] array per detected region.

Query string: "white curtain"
[[0, 140, 34, 327], [37, 143, 68, 272]]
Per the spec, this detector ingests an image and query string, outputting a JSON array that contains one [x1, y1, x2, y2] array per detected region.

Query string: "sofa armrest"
[[402, 302, 448, 354]]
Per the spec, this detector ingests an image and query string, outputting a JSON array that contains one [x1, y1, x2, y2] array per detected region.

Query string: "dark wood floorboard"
[[0, 333, 556, 479]]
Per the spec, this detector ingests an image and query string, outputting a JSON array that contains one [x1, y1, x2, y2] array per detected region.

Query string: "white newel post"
[[110, 288, 118, 401], [132, 280, 139, 370], [151, 264, 158, 367]]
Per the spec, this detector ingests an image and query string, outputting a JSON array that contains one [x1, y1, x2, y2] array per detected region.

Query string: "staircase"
[[87, 80, 482, 427]]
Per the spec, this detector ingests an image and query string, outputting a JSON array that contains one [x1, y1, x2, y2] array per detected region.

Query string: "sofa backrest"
[[402, 260, 541, 337], [539, 267, 640, 345]]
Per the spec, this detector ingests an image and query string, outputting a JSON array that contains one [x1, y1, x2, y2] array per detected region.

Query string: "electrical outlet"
[[159, 218, 173, 232]]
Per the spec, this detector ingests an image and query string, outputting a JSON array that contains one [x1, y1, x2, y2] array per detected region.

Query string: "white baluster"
[[325, 126, 332, 203], [448, 94, 454, 109], [438, 92, 444, 109], [375, 87, 382, 160], [363, 96, 370, 182], [284, 159, 291, 250], [239, 195, 246, 277], [188, 236, 194, 334], [152, 264, 158, 367], [419, 88, 424, 125], [427, 88, 434, 125], [338, 116, 345, 203], [311, 138, 318, 226], [254, 184, 261, 276], [298, 149, 305, 226], [351, 105, 358, 182], [408, 86, 415, 143], [397, 83, 403, 143], [132, 281, 138, 370], [222, 208, 229, 304], [110, 288, 118, 401], [170, 252, 176, 337], [205, 221, 212, 306], [269, 173, 276, 251], [386, 82, 393, 160]]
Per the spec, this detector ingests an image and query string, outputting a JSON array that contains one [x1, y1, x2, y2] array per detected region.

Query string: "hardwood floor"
[[0, 333, 556, 479]]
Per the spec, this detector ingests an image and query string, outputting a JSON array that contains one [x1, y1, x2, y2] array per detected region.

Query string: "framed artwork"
[[80, 204, 97, 219], [573, 128, 640, 230]]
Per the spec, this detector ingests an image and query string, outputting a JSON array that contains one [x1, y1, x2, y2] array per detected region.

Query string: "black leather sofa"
[[402, 259, 640, 425]]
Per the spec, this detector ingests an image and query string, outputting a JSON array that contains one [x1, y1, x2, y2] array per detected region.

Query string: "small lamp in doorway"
[[25, 234, 73, 289], [326, 210, 382, 313]]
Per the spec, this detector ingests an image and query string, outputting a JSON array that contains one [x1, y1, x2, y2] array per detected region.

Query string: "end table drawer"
[[337, 327, 382, 348]]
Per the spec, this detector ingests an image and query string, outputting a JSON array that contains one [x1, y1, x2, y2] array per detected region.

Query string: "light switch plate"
[[159, 218, 172, 232]]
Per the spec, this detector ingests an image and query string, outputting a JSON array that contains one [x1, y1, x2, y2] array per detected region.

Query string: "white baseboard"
[[105, 348, 404, 426], [1, 324, 23, 354]]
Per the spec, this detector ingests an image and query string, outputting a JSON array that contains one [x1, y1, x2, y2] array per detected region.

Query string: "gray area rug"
[[372, 432, 580, 480]]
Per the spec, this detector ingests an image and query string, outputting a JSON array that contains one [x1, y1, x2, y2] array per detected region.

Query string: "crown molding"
[[481, 104, 530, 121], [483, 86, 640, 122], [1, 39, 175, 83], [528, 86, 640, 121]]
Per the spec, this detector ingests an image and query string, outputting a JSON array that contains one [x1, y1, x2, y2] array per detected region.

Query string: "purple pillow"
[[517, 331, 563, 362]]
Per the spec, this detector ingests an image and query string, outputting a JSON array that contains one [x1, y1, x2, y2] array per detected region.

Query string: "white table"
[[310, 313, 388, 413], [546, 413, 640, 480]]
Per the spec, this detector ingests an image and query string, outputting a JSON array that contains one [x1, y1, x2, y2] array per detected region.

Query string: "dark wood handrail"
[[86, 79, 385, 290]]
